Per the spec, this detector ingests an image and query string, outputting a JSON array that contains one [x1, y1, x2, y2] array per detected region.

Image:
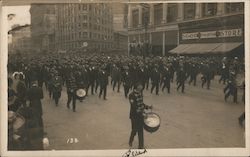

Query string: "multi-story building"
[[112, 3, 128, 52], [8, 24, 32, 54], [55, 3, 114, 52], [128, 3, 244, 56], [30, 4, 56, 53]]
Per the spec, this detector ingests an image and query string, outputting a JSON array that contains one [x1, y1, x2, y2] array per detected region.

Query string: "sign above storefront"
[[182, 28, 243, 40]]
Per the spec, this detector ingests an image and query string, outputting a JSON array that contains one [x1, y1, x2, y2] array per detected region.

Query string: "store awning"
[[211, 42, 243, 54], [169, 42, 243, 54]]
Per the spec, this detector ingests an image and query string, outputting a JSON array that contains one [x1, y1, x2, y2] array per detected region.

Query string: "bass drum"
[[144, 112, 161, 133], [76, 88, 86, 100]]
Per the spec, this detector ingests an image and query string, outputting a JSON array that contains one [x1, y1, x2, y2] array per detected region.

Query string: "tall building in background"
[[30, 4, 56, 53], [112, 3, 128, 52], [55, 3, 114, 52], [128, 3, 244, 56], [8, 24, 32, 54]]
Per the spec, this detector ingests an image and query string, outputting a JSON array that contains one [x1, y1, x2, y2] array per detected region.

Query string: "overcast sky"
[[5, 5, 31, 31]]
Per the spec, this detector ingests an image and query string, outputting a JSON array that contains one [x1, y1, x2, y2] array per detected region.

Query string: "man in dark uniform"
[[111, 64, 122, 92], [150, 65, 160, 95], [224, 71, 238, 103], [98, 66, 109, 100], [188, 62, 199, 86], [26, 80, 44, 130], [66, 72, 77, 112], [176, 65, 186, 93], [162, 65, 171, 93], [128, 83, 152, 149], [52, 71, 63, 106], [201, 62, 212, 89], [122, 67, 131, 98]]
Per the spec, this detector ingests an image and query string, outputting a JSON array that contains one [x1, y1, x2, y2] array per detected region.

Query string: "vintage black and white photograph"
[[1, 0, 249, 156]]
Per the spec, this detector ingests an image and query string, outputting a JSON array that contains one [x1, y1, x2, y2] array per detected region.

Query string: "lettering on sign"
[[200, 31, 217, 39], [182, 32, 199, 40], [217, 29, 242, 38], [181, 28, 242, 40]]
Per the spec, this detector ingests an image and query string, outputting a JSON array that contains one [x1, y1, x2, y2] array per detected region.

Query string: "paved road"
[[41, 76, 245, 150]]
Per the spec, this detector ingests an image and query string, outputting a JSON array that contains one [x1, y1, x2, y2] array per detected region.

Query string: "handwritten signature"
[[122, 149, 147, 157]]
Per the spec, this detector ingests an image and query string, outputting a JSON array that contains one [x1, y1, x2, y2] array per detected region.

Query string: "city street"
[[42, 76, 245, 150]]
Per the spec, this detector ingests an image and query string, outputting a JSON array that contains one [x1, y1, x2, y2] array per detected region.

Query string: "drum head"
[[76, 89, 86, 97], [144, 112, 161, 133]]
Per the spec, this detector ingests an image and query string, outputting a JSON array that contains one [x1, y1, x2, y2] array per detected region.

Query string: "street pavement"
[[41, 75, 245, 150]]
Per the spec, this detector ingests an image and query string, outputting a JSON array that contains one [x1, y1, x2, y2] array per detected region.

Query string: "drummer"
[[128, 83, 152, 149]]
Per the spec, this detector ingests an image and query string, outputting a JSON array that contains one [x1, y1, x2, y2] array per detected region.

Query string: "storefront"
[[169, 13, 244, 58]]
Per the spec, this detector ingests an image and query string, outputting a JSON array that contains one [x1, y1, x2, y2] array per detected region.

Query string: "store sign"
[[182, 28, 243, 40], [182, 32, 199, 40], [217, 29, 242, 38], [200, 31, 217, 39]]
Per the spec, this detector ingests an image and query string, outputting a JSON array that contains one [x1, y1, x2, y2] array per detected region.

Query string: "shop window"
[[225, 3, 244, 13], [184, 3, 195, 20], [154, 4, 163, 25], [167, 4, 178, 22], [202, 3, 217, 17]]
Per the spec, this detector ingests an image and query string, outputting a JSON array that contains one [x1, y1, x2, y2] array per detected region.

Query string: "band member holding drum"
[[128, 83, 152, 149], [66, 72, 77, 112]]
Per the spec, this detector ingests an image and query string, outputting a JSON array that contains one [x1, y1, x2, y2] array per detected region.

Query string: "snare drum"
[[144, 112, 161, 133], [76, 88, 86, 99]]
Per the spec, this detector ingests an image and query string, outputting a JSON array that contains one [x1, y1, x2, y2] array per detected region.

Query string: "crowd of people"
[[7, 52, 245, 149]]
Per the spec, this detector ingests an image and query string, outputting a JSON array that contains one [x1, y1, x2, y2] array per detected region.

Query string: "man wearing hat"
[[128, 83, 152, 149]]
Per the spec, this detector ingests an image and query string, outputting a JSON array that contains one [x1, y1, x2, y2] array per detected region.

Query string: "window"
[[225, 3, 244, 13], [142, 8, 149, 26], [167, 4, 178, 22], [202, 3, 217, 17], [83, 32, 88, 37], [83, 15, 87, 20], [83, 4, 87, 10], [184, 3, 195, 19], [82, 23, 87, 28], [132, 10, 139, 28], [154, 4, 163, 25]]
